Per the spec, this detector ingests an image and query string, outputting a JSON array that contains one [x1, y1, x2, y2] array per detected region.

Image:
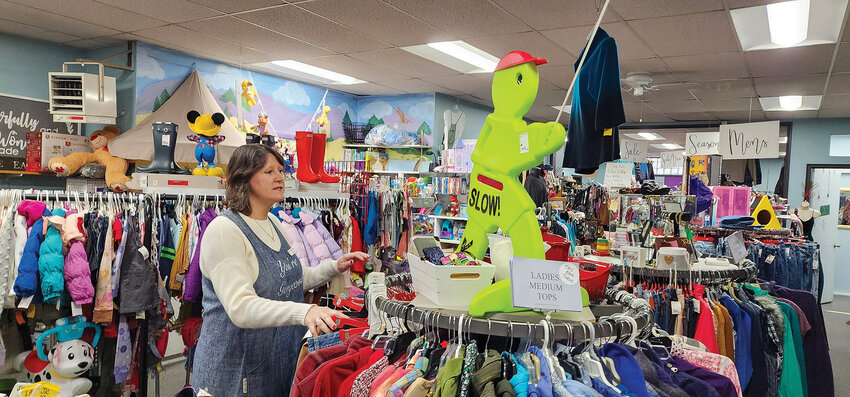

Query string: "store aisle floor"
[[824, 294, 850, 397]]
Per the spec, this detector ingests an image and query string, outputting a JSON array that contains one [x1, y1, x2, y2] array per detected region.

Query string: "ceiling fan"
[[620, 72, 699, 97]]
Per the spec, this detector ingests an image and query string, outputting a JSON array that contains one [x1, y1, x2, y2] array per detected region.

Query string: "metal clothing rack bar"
[[609, 262, 758, 284], [691, 225, 792, 239], [373, 290, 652, 343]]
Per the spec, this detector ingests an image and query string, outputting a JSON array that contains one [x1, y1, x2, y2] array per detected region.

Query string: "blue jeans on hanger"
[[307, 331, 342, 352]]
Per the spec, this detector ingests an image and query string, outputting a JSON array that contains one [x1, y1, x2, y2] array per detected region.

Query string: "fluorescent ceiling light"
[[638, 132, 664, 140], [766, 0, 810, 47], [780, 136, 788, 143], [401, 41, 499, 74], [652, 143, 683, 150], [759, 95, 822, 111], [779, 95, 803, 110], [269, 60, 365, 85], [730, 0, 847, 51]]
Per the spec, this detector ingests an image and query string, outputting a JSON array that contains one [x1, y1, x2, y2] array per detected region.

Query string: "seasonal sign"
[[620, 139, 648, 162], [685, 131, 720, 156], [659, 151, 683, 169], [718, 120, 780, 159], [0, 93, 78, 171], [510, 256, 582, 312], [603, 162, 634, 188]]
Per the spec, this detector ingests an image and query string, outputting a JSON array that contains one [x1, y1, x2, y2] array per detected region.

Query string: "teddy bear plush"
[[47, 126, 131, 192]]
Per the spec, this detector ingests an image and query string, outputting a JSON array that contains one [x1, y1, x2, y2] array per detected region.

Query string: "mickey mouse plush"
[[186, 110, 226, 177]]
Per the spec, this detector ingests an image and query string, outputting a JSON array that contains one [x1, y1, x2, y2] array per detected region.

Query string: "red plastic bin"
[[541, 227, 571, 262], [570, 257, 612, 301]]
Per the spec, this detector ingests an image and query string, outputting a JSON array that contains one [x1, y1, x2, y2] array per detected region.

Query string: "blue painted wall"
[[788, 118, 850, 208], [0, 33, 85, 101]]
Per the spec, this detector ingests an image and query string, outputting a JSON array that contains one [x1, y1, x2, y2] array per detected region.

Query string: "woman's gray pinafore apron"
[[193, 210, 307, 396]]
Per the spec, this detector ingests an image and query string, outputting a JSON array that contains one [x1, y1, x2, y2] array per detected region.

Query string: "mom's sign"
[[718, 121, 780, 159]]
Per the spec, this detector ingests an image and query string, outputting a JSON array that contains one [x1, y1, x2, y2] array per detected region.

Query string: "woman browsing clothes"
[[192, 144, 369, 396]]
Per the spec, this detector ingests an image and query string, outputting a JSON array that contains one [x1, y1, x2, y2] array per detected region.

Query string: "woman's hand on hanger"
[[304, 306, 347, 336], [335, 251, 370, 273]]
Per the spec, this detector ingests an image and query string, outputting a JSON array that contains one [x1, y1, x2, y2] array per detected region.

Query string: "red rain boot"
[[310, 132, 340, 183], [295, 131, 320, 183]]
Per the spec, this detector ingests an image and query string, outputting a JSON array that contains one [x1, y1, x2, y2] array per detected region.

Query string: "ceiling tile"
[[491, 0, 619, 31], [540, 65, 575, 89], [619, 58, 671, 79], [663, 52, 749, 82], [13, 0, 168, 32], [611, 0, 723, 20], [540, 22, 655, 61], [666, 112, 717, 121], [833, 43, 850, 73], [711, 110, 765, 122], [0, 18, 80, 42], [186, 0, 285, 13], [64, 38, 113, 48], [700, 98, 759, 113], [818, 108, 850, 118], [341, 83, 404, 96], [641, 99, 708, 113], [348, 48, 462, 78], [422, 74, 492, 97], [298, 0, 454, 46], [725, 0, 774, 7], [820, 94, 850, 109], [180, 16, 331, 59], [624, 104, 674, 122], [133, 25, 246, 60], [690, 79, 756, 99], [745, 45, 834, 77], [236, 6, 389, 54], [0, 1, 119, 37], [826, 72, 850, 95], [536, 87, 568, 106], [467, 31, 574, 67], [754, 74, 827, 96], [628, 11, 739, 57], [385, 0, 530, 38], [95, 0, 222, 23], [378, 78, 459, 94], [294, 55, 410, 83], [764, 110, 819, 119], [630, 85, 696, 101]]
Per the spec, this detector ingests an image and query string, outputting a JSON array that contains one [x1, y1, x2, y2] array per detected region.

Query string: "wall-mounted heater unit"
[[49, 62, 116, 124]]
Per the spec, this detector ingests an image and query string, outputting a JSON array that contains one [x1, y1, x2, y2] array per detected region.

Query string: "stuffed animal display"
[[241, 80, 258, 108], [47, 126, 131, 192], [186, 110, 226, 177]]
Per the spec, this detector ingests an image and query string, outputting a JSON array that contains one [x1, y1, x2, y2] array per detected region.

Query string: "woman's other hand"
[[304, 306, 348, 336], [335, 252, 371, 273]]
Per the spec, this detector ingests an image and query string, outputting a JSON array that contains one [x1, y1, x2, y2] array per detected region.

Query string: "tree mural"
[[219, 88, 237, 118], [417, 122, 431, 136], [152, 89, 171, 112]]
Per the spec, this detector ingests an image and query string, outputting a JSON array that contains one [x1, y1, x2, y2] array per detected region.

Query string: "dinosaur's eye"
[[516, 73, 523, 85]]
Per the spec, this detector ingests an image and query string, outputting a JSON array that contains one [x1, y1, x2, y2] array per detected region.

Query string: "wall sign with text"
[[718, 121, 780, 159], [619, 139, 648, 162], [0, 93, 78, 171]]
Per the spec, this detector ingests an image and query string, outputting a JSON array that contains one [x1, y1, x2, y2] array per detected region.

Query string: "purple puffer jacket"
[[271, 207, 310, 267], [298, 209, 343, 266], [59, 211, 94, 304], [183, 208, 217, 302]]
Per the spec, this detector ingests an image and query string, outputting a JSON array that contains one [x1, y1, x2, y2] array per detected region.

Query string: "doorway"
[[807, 166, 850, 303]]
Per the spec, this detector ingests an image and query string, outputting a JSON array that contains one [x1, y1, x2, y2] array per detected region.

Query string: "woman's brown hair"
[[225, 144, 286, 215]]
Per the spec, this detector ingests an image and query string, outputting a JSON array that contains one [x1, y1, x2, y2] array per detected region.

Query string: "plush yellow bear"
[[47, 126, 131, 192]]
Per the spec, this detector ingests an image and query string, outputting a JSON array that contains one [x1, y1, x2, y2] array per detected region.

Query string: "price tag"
[[671, 301, 682, 315], [727, 231, 747, 264], [162, 134, 171, 147], [519, 133, 529, 154], [136, 311, 146, 320], [765, 255, 775, 264], [510, 257, 582, 312], [785, 247, 790, 256], [72, 302, 83, 316], [693, 300, 700, 314], [17, 295, 33, 309]]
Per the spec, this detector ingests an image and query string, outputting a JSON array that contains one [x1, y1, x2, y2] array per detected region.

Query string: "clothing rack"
[[610, 261, 758, 284], [372, 289, 652, 343], [691, 225, 792, 239]]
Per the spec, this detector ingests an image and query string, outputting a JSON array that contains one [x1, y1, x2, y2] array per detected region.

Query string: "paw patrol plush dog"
[[186, 110, 226, 177]]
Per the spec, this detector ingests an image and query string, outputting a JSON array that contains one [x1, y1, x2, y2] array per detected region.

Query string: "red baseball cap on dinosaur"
[[495, 51, 548, 71]]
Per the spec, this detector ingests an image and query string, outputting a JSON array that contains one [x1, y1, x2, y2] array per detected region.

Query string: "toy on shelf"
[[47, 126, 132, 192], [241, 80, 258, 109], [137, 122, 191, 175], [440, 219, 453, 240], [14, 316, 101, 397], [405, 177, 420, 197], [186, 110, 226, 177], [252, 113, 269, 135], [448, 195, 460, 216]]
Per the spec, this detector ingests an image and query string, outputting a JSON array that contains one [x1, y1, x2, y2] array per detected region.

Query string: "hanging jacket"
[[11, 213, 26, 298], [39, 207, 65, 303], [158, 214, 175, 282], [169, 213, 190, 291], [58, 211, 94, 305], [364, 192, 379, 245], [119, 215, 158, 314], [298, 208, 343, 266], [183, 208, 216, 302], [270, 207, 310, 266], [350, 216, 365, 273], [13, 203, 49, 297], [0, 204, 17, 308]]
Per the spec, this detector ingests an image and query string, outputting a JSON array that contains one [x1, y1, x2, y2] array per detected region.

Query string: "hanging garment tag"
[[72, 302, 83, 316], [693, 300, 700, 314], [287, 247, 295, 256], [136, 311, 146, 320], [162, 134, 170, 147], [17, 295, 33, 309], [519, 133, 529, 154], [603, 128, 613, 136], [765, 255, 775, 264], [671, 301, 682, 315], [785, 247, 791, 256]]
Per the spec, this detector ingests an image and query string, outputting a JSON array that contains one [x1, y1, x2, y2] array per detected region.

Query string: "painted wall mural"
[[134, 43, 436, 150]]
